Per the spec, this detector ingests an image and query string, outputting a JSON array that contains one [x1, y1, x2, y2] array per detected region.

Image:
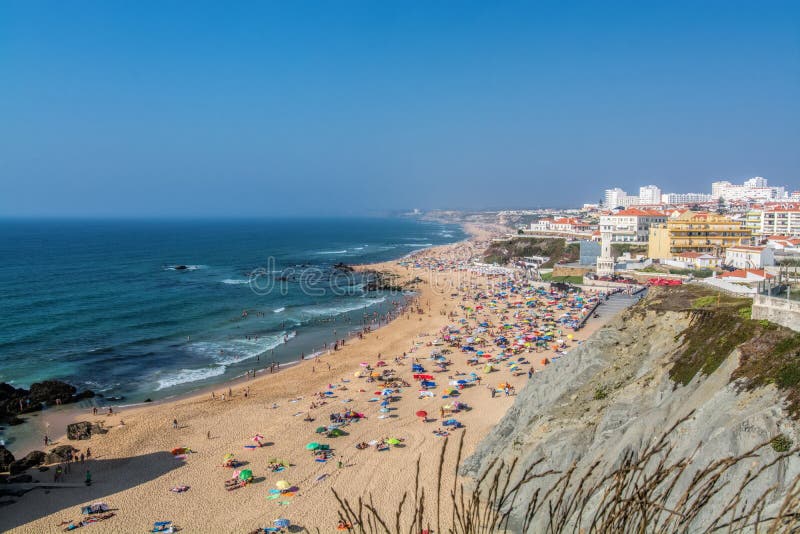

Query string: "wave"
[[155, 366, 226, 390], [187, 331, 296, 367], [298, 297, 386, 318], [273, 307, 286, 313], [400, 243, 433, 247], [315, 250, 348, 255], [221, 279, 250, 285]]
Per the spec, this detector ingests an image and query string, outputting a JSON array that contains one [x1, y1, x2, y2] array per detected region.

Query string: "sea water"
[[0, 217, 464, 402]]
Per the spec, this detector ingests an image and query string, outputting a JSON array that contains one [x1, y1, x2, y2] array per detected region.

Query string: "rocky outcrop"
[[44, 445, 76, 465], [8, 451, 46, 475], [0, 446, 13, 472], [0, 380, 94, 426], [67, 421, 106, 441], [463, 287, 800, 532]]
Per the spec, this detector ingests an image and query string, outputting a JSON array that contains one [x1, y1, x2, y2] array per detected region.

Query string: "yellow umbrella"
[[276, 480, 291, 490]]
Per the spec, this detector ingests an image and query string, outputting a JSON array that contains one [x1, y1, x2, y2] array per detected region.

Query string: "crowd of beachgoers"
[[2, 224, 624, 533]]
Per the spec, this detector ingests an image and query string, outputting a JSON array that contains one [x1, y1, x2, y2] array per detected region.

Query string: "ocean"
[[0, 217, 464, 403]]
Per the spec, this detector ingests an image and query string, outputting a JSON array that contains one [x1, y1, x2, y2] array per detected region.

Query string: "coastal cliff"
[[462, 286, 800, 531]]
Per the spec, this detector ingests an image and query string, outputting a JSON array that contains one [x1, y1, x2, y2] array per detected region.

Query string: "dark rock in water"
[[9, 451, 45, 475], [0, 380, 94, 426], [0, 446, 14, 472], [144, 398, 152, 403], [174, 265, 188, 270], [333, 262, 354, 272], [67, 421, 106, 441], [363, 270, 405, 292], [45, 445, 76, 465]]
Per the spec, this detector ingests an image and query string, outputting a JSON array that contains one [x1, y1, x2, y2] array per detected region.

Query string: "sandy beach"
[[1, 224, 621, 533]]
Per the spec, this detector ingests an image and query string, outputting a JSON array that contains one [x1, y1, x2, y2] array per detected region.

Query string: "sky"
[[0, 1, 798, 216]]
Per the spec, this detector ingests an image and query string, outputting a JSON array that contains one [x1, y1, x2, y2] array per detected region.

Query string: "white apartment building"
[[711, 177, 787, 202], [661, 192, 713, 204], [724, 246, 775, 269], [604, 188, 627, 208], [639, 185, 662, 205], [757, 204, 800, 236], [599, 209, 666, 243]]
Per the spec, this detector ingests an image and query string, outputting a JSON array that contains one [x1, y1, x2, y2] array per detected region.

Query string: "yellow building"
[[648, 211, 752, 259]]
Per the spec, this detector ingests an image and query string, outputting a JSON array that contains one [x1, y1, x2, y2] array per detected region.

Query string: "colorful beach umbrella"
[[238, 469, 253, 481], [305, 442, 320, 450], [276, 480, 291, 490]]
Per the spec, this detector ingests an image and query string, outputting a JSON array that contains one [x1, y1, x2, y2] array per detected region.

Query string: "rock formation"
[[67, 421, 106, 441], [0, 380, 94, 426]]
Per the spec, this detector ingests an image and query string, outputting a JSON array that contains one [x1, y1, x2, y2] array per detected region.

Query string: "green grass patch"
[[692, 295, 718, 308], [540, 272, 584, 284], [771, 434, 793, 452]]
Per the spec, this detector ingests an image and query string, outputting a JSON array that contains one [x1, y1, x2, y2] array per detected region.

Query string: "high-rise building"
[[661, 192, 713, 204], [744, 176, 768, 188], [604, 188, 627, 208], [712, 181, 732, 199], [638, 185, 662, 205]]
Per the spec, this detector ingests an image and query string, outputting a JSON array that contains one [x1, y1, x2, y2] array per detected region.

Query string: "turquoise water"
[[0, 217, 464, 401]]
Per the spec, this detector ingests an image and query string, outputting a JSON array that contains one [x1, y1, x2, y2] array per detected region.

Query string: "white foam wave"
[[273, 307, 286, 313], [400, 243, 433, 247], [315, 250, 348, 255], [299, 297, 386, 318], [187, 331, 296, 366], [221, 279, 250, 285], [156, 366, 226, 390]]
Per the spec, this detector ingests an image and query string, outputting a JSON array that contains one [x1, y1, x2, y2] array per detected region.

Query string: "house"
[[529, 217, 592, 235], [672, 251, 720, 269], [598, 209, 666, 243], [724, 246, 775, 269], [719, 268, 774, 285], [765, 235, 800, 249]]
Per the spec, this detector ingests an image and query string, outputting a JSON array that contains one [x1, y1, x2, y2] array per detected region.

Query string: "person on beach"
[[173, 419, 178, 429]]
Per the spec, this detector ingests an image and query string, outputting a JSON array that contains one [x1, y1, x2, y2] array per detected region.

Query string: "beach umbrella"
[[223, 453, 235, 461], [415, 410, 428, 420], [380, 400, 389, 407], [456, 380, 467, 385], [315, 426, 326, 433], [305, 442, 320, 450], [274, 519, 291, 528], [238, 469, 253, 481], [276, 480, 291, 490], [386, 438, 401, 445]]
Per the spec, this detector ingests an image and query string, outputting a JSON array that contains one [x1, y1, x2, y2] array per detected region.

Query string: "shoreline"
[[1, 221, 635, 533], [3, 226, 479, 458]]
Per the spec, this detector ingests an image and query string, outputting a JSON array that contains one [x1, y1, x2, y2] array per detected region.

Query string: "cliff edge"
[[462, 285, 800, 532]]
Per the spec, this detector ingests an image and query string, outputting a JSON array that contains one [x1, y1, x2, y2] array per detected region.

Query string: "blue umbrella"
[[456, 380, 467, 385], [274, 518, 290, 528], [380, 400, 389, 407]]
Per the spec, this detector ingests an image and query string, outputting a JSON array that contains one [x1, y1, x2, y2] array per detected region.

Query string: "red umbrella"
[[415, 410, 428, 420]]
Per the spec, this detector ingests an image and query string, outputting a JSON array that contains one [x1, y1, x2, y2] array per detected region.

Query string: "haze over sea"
[[0, 217, 464, 402]]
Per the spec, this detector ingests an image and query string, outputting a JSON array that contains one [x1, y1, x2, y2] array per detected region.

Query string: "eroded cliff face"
[[462, 287, 800, 532]]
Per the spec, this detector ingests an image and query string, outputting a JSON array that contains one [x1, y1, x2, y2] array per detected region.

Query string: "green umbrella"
[[315, 426, 326, 433], [305, 442, 320, 450], [238, 469, 253, 481], [386, 438, 401, 445], [328, 428, 344, 437]]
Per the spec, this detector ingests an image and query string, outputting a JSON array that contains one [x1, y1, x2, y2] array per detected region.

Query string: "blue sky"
[[1, 1, 798, 216]]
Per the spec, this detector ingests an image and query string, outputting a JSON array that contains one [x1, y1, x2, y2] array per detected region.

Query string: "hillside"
[[462, 285, 800, 532], [483, 237, 579, 267]]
